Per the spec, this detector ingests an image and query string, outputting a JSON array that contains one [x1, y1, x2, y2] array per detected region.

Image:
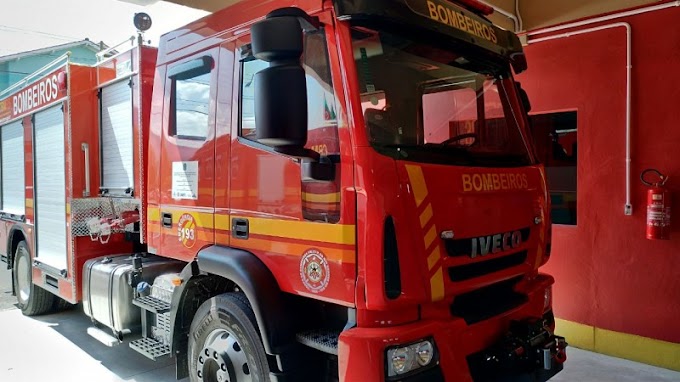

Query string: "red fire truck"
[[0, 0, 566, 381]]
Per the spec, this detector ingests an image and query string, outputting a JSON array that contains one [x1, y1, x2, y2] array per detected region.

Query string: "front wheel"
[[13, 241, 56, 316], [189, 293, 270, 382]]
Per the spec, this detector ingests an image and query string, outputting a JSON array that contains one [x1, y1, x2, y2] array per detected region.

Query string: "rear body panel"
[[0, 46, 157, 304]]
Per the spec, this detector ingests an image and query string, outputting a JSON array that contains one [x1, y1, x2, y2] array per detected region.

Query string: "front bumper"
[[466, 319, 567, 382], [338, 276, 565, 382]]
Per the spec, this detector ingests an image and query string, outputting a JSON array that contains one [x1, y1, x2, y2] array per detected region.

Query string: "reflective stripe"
[[148, 207, 355, 246], [301, 192, 340, 203], [246, 216, 355, 245], [405, 164, 445, 302]]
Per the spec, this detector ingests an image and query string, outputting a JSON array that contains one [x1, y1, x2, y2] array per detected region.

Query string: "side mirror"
[[251, 13, 307, 149], [515, 82, 532, 113], [510, 52, 528, 74]]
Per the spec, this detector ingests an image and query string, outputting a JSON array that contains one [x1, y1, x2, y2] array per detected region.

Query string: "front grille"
[[444, 227, 531, 257], [450, 276, 526, 324], [448, 251, 527, 282]]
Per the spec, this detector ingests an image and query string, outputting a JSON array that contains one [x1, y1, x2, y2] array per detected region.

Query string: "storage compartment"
[[34, 105, 68, 271], [82, 254, 183, 337]]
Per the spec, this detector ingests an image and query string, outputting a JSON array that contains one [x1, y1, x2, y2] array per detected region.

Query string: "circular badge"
[[177, 213, 197, 248], [300, 249, 330, 293]]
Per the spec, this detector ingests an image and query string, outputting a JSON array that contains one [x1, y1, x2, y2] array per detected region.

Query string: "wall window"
[[170, 57, 213, 140], [530, 111, 577, 225]]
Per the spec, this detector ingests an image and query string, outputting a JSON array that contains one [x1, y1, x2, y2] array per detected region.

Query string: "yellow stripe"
[[419, 204, 433, 228], [66, 203, 70, 214], [148, 209, 353, 246], [302, 192, 340, 203], [173, 211, 214, 229], [246, 216, 355, 245], [149, 207, 214, 229], [429, 267, 444, 301], [25, 199, 33, 208], [215, 214, 230, 231], [148, 207, 160, 221], [405, 165, 428, 207], [427, 246, 440, 270], [534, 246, 544, 268], [424, 225, 437, 249], [556, 318, 680, 371]]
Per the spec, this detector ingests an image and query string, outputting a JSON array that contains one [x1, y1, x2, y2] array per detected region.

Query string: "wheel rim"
[[16, 249, 31, 303], [197, 328, 250, 382]]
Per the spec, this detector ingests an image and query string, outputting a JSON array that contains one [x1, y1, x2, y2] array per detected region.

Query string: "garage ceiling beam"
[[119, 0, 663, 31]]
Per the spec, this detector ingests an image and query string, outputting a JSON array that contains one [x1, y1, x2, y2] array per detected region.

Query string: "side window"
[[170, 56, 213, 140], [239, 31, 339, 156], [240, 59, 269, 140], [530, 111, 578, 225]]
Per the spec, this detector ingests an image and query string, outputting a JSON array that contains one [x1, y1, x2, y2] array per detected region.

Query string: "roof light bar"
[[451, 0, 495, 16]]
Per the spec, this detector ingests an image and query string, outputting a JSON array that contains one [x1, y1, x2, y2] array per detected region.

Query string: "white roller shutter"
[[34, 105, 67, 270], [101, 80, 133, 195], [1, 121, 25, 215]]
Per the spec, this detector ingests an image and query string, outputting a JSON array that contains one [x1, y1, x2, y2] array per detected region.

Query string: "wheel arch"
[[7, 226, 29, 296], [6, 226, 29, 270], [169, 246, 294, 380]]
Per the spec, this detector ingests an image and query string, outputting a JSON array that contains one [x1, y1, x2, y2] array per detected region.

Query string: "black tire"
[[189, 293, 270, 382], [12, 241, 56, 316], [53, 297, 74, 312]]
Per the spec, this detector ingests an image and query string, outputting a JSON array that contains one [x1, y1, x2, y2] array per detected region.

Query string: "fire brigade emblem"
[[177, 213, 197, 249], [300, 249, 330, 293]]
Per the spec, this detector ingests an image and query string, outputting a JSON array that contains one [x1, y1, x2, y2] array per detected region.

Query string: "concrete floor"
[[0, 267, 679, 382]]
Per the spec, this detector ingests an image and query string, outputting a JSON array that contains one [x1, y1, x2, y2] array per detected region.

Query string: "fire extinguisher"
[[640, 169, 671, 240]]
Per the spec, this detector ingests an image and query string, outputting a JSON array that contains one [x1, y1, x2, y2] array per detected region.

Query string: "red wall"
[[518, 5, 680, 343]]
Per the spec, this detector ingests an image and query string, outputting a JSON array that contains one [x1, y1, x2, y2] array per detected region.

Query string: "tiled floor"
[[0, 267, 678, 381]]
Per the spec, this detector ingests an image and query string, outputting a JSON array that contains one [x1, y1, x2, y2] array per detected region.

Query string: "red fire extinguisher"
[[641, 169, 671, 240]]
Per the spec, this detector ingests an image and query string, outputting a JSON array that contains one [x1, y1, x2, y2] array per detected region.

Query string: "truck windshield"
[[351, 27, 532, 167]]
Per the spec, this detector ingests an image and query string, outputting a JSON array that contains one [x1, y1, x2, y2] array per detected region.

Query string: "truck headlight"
[[415, 341, 434, 366], [386, 339, 437, 377]]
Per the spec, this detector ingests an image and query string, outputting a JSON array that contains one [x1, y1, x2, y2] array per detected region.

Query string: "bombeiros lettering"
[[462, 173, 528, 192], [12, 74, 59, 116], [426, 0, 498, 43]]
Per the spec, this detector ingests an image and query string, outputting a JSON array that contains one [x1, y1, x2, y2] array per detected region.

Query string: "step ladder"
[[129, 295, 173, 360]]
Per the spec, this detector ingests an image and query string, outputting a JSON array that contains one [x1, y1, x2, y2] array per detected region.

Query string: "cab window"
[[170, 56, 213, 140]]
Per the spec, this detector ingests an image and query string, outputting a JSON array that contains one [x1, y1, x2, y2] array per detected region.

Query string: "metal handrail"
[[0, 52, 71, 99], [97, 36, 136, 61]]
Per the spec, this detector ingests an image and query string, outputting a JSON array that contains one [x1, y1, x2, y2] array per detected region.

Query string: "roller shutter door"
[[101, 80, 133, 195], [34, 105, 67, 270], [1, 121, 25, 215]]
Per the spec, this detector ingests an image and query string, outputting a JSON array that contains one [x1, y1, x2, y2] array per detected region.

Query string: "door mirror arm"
[[274, 147, 335, 182]]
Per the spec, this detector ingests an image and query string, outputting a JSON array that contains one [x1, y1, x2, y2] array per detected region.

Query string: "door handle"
[[162, 213, 173, 228], [232, 218, 249, 239], [81, 143, 90, 197]]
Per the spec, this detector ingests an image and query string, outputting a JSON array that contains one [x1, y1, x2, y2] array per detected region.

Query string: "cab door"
[[229, 23, 355, 305], [157, 50, 218, 262]]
